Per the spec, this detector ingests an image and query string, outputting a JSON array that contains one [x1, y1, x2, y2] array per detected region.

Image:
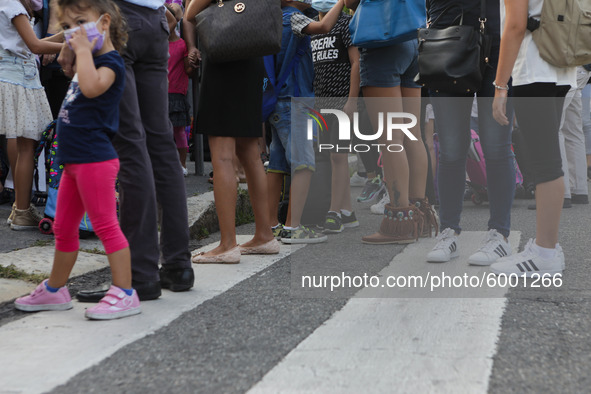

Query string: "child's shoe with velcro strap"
[[85, 286, 141, 320], [14, 280, 73, 312]]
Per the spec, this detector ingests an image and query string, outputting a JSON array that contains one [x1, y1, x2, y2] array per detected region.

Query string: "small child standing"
[[166, 3, 194, 176], [0, 0, 63, 230], [15, 0, 139, 320]]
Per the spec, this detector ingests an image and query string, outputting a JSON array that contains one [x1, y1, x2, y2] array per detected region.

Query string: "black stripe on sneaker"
[[522, 261, 532, 271], [494, 249, 503, 258], [499, 244, 507, 255], [516, 263, 525, 272], [450, 242, 456, 252], [528, 259, 539, 271]]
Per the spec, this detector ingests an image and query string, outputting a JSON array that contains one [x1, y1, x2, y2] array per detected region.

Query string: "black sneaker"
[[341, 211, 359, 228], [323, 212, 344, 233], [571, 194, 589, 204]]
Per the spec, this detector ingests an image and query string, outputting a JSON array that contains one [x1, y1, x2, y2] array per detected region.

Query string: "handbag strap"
[[479, 0, 487, 33], [429, 1, 487, 30]]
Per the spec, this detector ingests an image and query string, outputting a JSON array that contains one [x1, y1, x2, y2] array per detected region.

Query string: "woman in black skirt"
[[185, 0, 279, 264]]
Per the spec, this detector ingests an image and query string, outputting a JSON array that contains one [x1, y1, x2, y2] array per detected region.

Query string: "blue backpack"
[[262, 37, 310, 121]]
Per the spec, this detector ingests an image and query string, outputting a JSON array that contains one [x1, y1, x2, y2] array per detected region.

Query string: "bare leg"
[[108, 247, 132, 290], [286, 169, 313, 227], [267, 172, 284, 226], [329, 152, 352, 212], [203, 135, 239, 256], [535, 177, 564, 248], [14, 137, 36, 210], [362, 87, 410, 207], [236, 137, 275, 248], [47, 250, 78, 288], [177, 148, 187, 169], [401, 87, 428, 200]]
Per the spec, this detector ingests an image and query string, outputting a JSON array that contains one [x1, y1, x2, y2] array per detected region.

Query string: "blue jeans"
[[430, 67, 515, 238]]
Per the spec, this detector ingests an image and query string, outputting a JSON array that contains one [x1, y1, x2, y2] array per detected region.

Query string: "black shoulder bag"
[[415, 0, 491, 93]]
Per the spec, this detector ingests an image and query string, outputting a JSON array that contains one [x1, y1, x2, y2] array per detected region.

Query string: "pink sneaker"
[[14, 280, 73, 312], [85, 286, 141, 320]]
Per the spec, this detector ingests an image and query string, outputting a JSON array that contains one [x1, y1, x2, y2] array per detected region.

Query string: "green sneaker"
[[272, 224, 284, 239], [323, 212, 344, 234], [280, 225, 328, 244]]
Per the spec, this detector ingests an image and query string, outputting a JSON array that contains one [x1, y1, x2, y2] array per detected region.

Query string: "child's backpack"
[[262, 35, 311, 121], [531, 0, 591, 67], [34, 121, 94, 236]]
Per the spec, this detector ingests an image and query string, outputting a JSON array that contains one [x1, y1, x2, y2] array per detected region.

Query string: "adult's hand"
[[58, 42, 76, 77]]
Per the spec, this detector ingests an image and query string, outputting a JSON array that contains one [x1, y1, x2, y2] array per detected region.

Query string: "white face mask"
[[64, 14, 106, 54]]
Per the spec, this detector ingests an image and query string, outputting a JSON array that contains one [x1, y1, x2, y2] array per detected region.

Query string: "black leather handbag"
[[194, 0, 283, 63], [415, 0, 491, 93]]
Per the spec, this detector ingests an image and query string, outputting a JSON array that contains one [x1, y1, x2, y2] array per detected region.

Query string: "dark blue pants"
[[430, 67, 516, 238]]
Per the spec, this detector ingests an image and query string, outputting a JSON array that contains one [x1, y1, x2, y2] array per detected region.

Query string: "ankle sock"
[[328, 210, 341, 218], [272, 223, 282, 229], [284, 225, 299, 231], [117, 287, 134, 296], [341, 209, 352, 217], [44, 282, 60, 293], [531, 242, 557, 259]]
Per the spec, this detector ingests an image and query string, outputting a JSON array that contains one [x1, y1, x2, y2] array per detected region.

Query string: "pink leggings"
[[54, 159, 128, 254]]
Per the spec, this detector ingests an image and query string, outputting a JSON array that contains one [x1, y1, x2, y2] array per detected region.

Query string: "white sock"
[[341, 209, 352, 217], [284, 225, 299, 231], [272, 223, 282, 229], [328, 210, 341, 218], [531, 241, 557, 259]]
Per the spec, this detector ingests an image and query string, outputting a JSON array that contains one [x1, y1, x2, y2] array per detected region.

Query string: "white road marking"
[[250, 231, 520, 394], [0, 236, 301, 394]]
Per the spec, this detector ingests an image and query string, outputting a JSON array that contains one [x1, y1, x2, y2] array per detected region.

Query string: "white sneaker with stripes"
[[426, 228, 459, 263], [468, 229, 511, 266], [490, 239, 564, 277]]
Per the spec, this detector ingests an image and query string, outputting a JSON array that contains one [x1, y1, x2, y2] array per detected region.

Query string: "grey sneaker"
[[10, 204, 43, 231]]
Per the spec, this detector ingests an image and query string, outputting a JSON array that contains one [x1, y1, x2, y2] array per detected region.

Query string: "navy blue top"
[[56, 50, 125, 165]]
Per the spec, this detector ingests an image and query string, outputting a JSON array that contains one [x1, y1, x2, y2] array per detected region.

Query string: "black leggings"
[[512, 83, 569, 186]]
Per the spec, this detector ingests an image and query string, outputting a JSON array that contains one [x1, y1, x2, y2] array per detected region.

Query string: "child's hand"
[[69, 26, 98, 54]]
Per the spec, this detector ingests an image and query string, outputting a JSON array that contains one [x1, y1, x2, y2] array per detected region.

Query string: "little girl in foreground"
[[15, 0, 139, 320]]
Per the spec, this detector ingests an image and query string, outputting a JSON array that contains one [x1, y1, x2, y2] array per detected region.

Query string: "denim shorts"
[[268, 100, 315, 174], [0, 49, 42, 89], [359, 40, 421, 89]]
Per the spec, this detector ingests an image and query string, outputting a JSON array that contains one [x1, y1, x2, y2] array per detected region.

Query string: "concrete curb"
[[187, 185, 253, 240]]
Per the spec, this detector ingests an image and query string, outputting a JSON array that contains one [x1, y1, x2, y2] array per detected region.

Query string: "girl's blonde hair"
[[56, 0, 128, 52]]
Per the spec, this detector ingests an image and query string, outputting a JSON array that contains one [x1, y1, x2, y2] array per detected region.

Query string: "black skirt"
[[168, 93, 191, 127], [196, 56, 263, 138]]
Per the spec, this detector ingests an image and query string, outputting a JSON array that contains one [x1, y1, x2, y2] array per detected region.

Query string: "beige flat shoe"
[[192, 246, 241, 264], [239, 239, 281, 255]]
